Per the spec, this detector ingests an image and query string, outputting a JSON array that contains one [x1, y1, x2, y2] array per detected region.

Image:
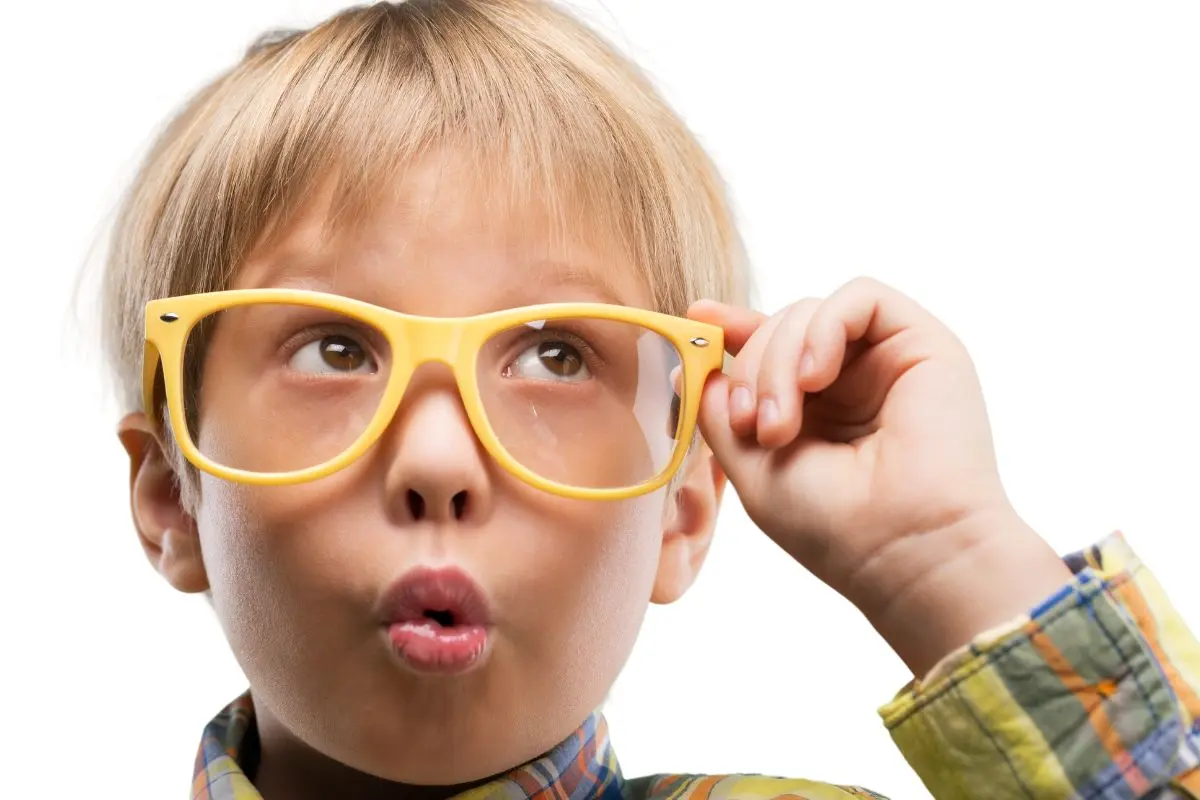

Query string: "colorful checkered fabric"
[[882, 532, 1200, 798], [193, 532, 1200, 798]]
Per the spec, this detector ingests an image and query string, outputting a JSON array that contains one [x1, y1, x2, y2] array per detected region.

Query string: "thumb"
[[696, 371, 758, 488], [688, 300, 767, 356]]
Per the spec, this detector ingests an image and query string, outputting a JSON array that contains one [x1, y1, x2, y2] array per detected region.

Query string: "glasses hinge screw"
[[160, 313, 179, 323], [689, 337, 709, 347]]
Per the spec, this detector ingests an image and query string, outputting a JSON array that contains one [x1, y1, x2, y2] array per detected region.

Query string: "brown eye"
[[321, 336, 367, 371], [290, 334, 375, 374], [537, 341, 583, 377], [505, 339, 591, 382]]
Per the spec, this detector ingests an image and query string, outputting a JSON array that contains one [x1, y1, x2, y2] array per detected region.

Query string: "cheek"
[[192, 475, 380, 692], [506, 491, 666, 696]]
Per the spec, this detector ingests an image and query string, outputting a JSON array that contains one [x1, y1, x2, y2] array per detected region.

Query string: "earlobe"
[[650, 448, 726, 605], [117, 412, 209, 594]]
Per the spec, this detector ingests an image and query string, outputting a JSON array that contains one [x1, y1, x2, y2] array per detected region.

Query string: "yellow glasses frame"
[[143, 288, 724, 500]]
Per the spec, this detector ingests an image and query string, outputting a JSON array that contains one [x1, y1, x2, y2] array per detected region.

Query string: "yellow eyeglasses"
[[142, 289, 724, 500]]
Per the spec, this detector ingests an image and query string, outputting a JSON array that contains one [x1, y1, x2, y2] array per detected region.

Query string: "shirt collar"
[[192, 692, 625, 800]]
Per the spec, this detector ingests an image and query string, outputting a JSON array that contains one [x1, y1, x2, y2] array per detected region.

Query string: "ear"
[[651, 445, 727, 604], [117, 412, 209, 594]]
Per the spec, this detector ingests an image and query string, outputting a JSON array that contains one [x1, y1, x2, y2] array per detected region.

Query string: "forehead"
[[235, 151, 651, 315]]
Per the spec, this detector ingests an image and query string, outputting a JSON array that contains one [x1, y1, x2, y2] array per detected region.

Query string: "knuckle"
[[757, 369, 779, 397], [848, 275, 883, 292], [728, 353, 757, 383], [789, 296, 822, 312], [782, 298, 821, 333]]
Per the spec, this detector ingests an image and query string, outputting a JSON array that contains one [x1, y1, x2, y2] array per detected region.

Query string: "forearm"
[[856, 506, 1072, 677]]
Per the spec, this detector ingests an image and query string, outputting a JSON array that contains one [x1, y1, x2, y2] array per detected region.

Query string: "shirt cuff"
[[878, 531, 1200, 798]]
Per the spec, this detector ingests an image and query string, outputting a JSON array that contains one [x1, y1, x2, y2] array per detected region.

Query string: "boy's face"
[[119, 153, 724, 785]]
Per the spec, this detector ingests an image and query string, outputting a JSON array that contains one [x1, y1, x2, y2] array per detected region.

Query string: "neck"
[[252, 706, 500, 800]]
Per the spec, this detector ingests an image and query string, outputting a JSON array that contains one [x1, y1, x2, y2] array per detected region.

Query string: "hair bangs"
[[104, 0, 748, 424]]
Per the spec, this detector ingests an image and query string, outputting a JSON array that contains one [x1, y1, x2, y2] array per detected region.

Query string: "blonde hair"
[[102, 0, 749, 493]]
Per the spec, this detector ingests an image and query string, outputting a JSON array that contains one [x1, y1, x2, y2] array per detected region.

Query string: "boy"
[[102, 1, 1200, 797]]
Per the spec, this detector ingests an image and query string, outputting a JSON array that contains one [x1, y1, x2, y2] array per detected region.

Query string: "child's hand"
[[690, 278, 1071, 675]]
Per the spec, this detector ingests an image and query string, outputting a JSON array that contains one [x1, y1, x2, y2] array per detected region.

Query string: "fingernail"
[[799, 349, 816, 380], [759, 397, 780, 429], [730, 385, 754, 416]]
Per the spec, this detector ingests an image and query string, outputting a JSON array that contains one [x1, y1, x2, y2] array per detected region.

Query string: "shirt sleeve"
[[878, 531, 1200, 799]]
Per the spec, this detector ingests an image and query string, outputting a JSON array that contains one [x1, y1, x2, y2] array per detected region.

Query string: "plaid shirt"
[[193, 532, 1200, 799]]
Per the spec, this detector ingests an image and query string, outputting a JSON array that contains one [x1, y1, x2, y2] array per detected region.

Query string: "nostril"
[[407, 489, 425, 520], [452, 491, 467, 519]]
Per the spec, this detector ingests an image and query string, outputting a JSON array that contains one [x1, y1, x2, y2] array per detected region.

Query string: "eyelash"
[[272, 321, 607, 375], [509, 328, 605, 371], [278, 323, 381, 368]]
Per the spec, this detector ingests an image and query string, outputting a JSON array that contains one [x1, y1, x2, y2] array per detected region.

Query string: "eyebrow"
[[239, 254, 332, 291], [242, 255, 633, 309], [519, 260, 630, 307]]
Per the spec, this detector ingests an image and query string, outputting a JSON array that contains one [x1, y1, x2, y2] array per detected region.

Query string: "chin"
[[352, 733, 542, 787], [317, 692, 552, 788]]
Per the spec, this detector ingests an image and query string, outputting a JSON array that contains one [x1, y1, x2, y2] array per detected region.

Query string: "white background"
[[3, 2, 1198, 797]]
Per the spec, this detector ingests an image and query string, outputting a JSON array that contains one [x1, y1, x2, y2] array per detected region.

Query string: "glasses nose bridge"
[[395, 315, 467, 371]]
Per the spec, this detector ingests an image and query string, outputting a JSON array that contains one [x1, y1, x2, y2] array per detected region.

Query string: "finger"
[[723, 309, 791, 438], [800, 277, 930, 394], [753, 299, 821, 448], [687, 300, 768, 356], [695, 370, 757, 487]]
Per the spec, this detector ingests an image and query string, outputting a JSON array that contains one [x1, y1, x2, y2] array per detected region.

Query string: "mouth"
[[422, 609, 457, 627], [380, 566, 493, 675]]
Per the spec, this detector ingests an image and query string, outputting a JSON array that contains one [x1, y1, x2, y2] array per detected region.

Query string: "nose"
[[379, 365, 493, 525]]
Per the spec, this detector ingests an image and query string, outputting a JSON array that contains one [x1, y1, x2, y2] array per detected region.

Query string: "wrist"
[[852, 506, 1072, 677]]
